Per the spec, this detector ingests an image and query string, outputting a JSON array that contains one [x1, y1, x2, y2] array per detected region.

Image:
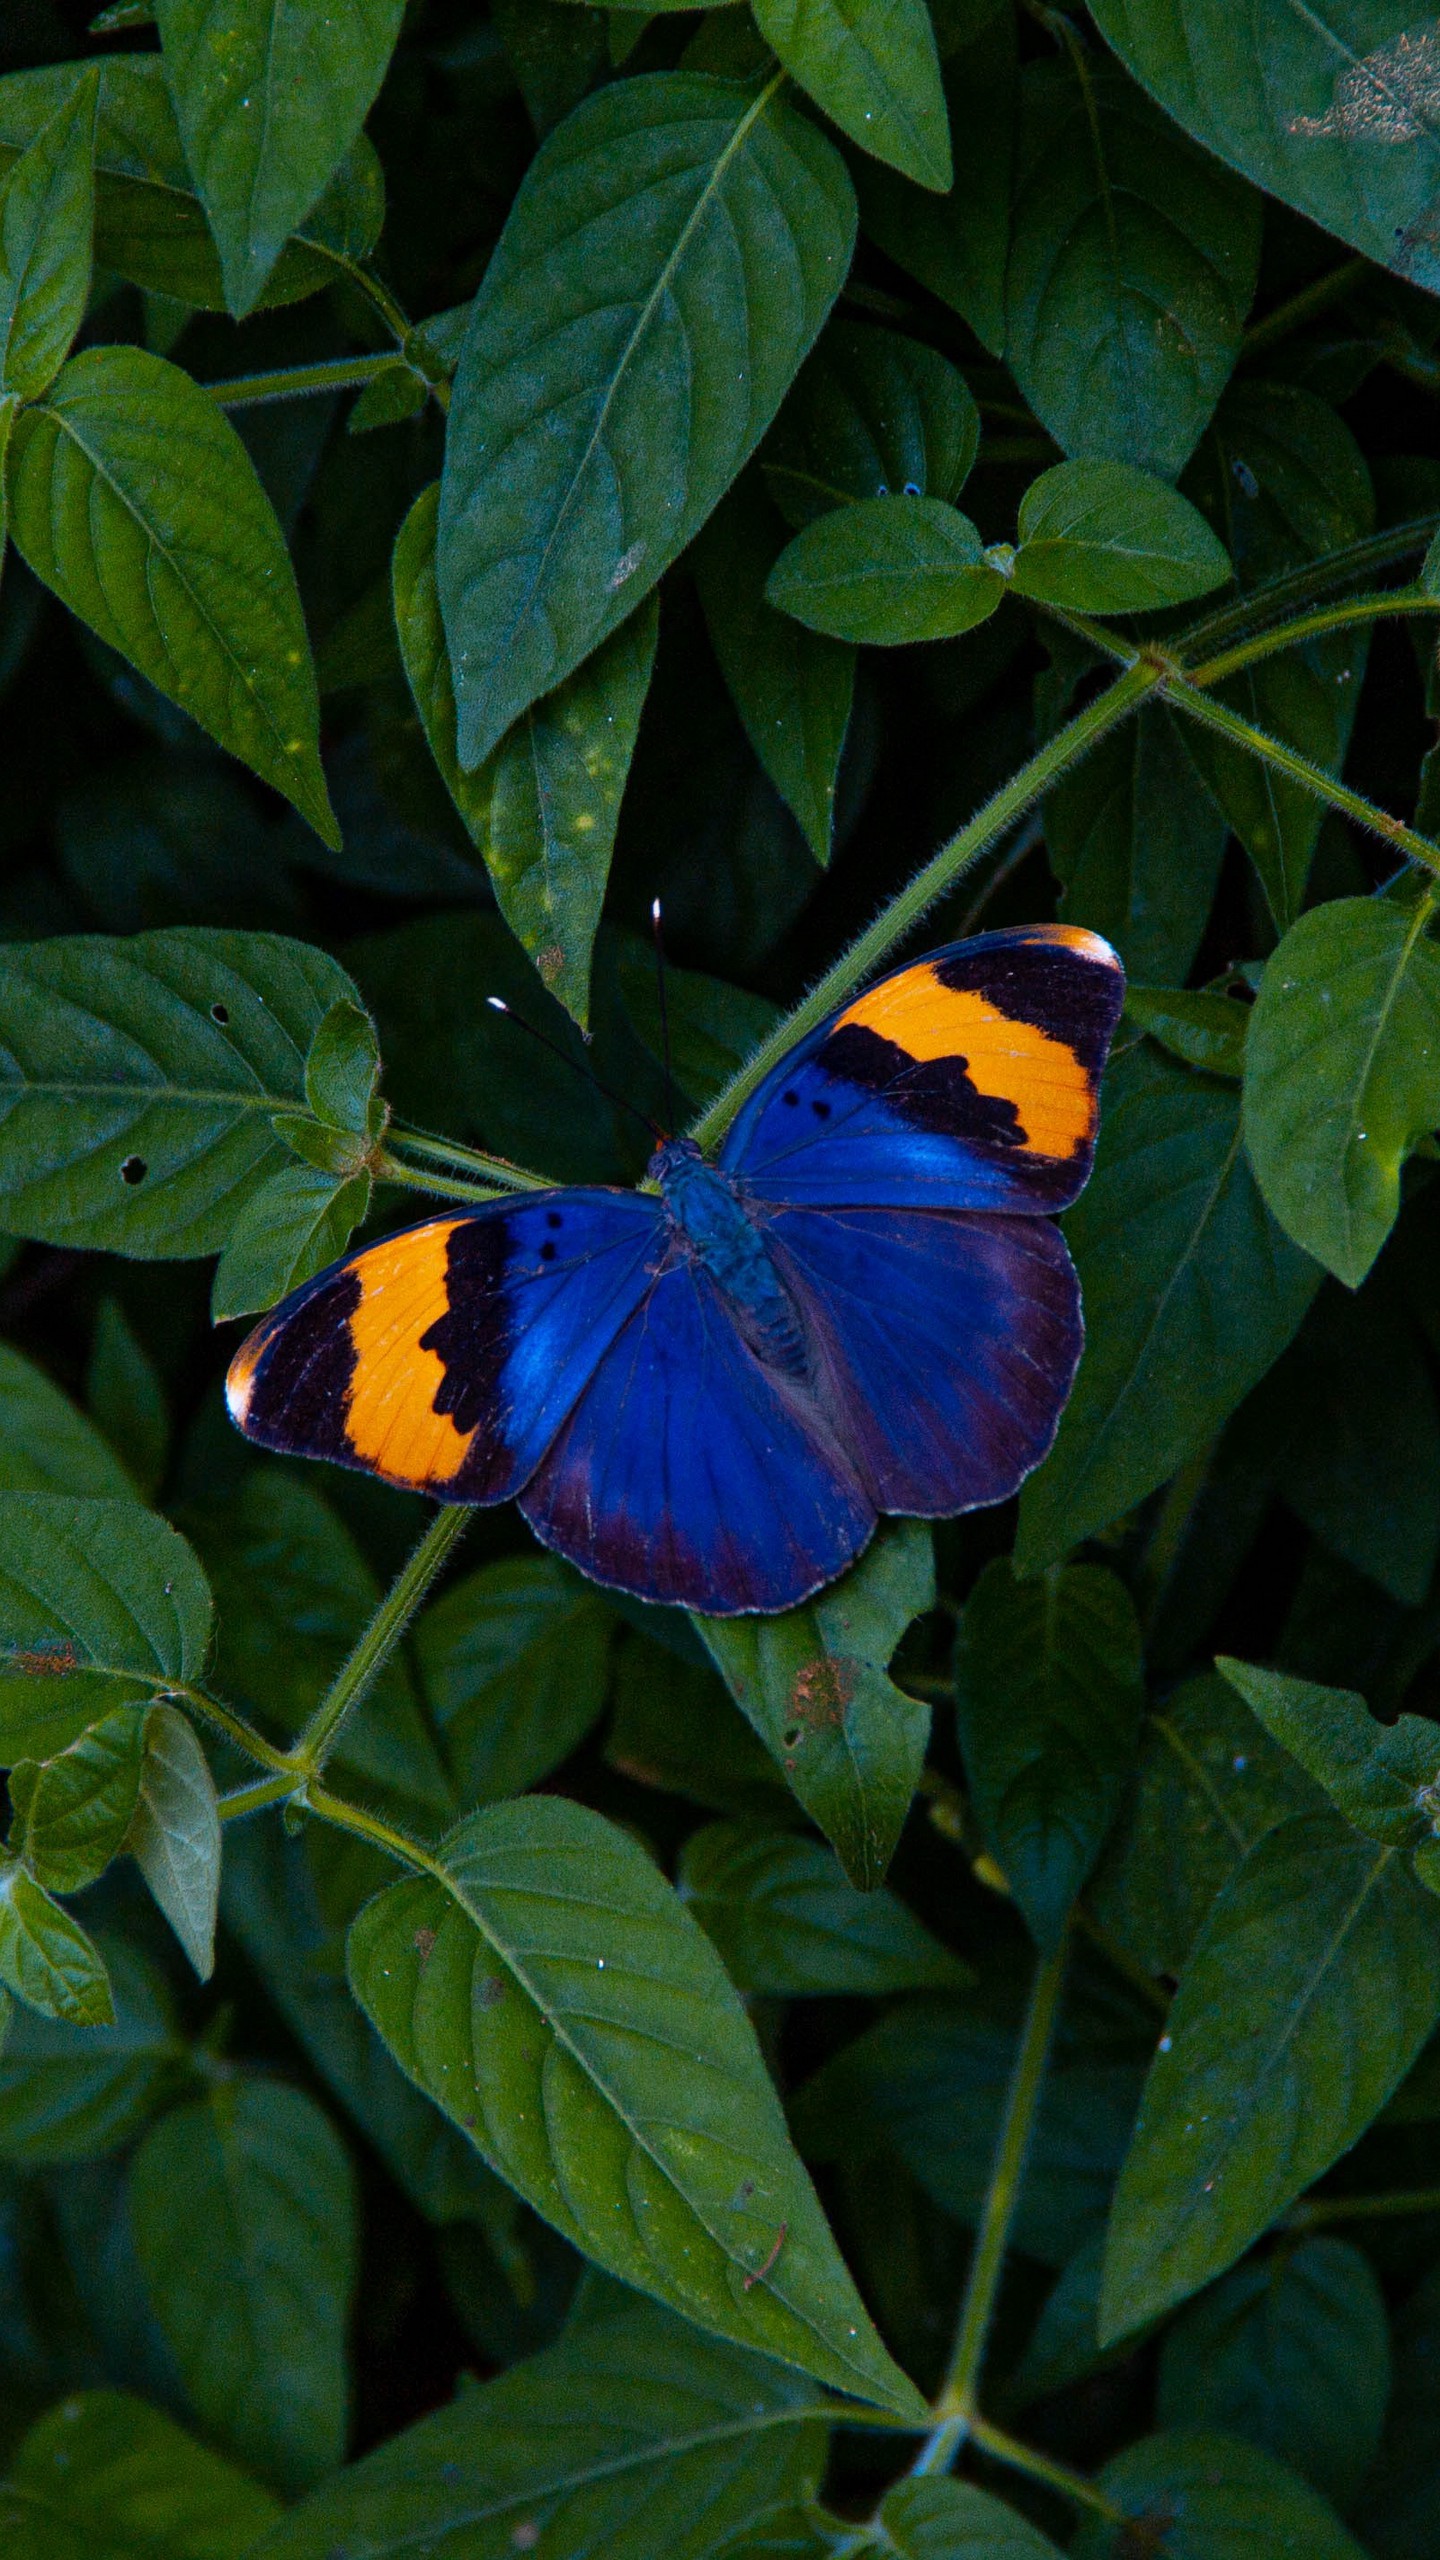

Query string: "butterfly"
[[226, 923, 1124, 1616]]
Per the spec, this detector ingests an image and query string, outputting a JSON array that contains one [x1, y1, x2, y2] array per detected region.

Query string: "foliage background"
[[4, 0, 1440, 2553]]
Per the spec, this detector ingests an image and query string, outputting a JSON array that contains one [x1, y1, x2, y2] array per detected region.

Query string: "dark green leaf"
[[954, 1559, 1144, 1952], [438, 73, 856, 769], [0, 1344, 136, 1501], [304, 998, 381, 1136], [415, 1555, 612, 1808], [129, 2078, 357, 2491], [394, 481, 658, 1025], [0, 1938, 188, 2165], [1369, 2255, 1440, 2559], [766, 494, 1004, 643], [605, 1635, 793, 1818], [10, 1706, 148, 1894], [1100, 1813, 1440, 2338], [9, 350, 337, 839], [1017, 1046, 1320, 1568], [1124, 987, 1249, 1080], [1243, 898, 1440, 1289], [877, 2475, 1063, 2557], [616, 934, 781, 1115], [347, 1792, 924, 2415], [697, 1521, 934, 1889], [751, 0, 949, 191], [854, 12, 1016, 355], [0, 1863, 113, 2028], [763, 320, 979, 529], [1217, 1658, 1440, 1852], [126, 1702, 220, 1980], [1157, 2237, 1390, 2509], [0, 1494, 211, 1766], [1006, 58, 1259, 479], [85, 1301, 169, 1502], [0, 68, 97, 401], [1, 2388, 280, 2556], [209, 1164, 371, 1323], [677, 1820, 970, 1995], [1003, 2228, 1152, 2412], [154, 0, 405, 317], [1011, 460, 1232, 611], [1044, 707, 1227, 987], [1073, 2428, 1366, 2560], [246, 2289, 829, 2560], [693, 475, 854, 864], [1087, 0, 1440, 296]]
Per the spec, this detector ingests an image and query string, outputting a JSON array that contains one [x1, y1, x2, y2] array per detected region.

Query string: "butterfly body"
[[228, 925, 1124, 1615]]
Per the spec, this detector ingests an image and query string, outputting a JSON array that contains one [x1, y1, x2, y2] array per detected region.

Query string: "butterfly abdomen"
[[653, 1138, 810, 1379]]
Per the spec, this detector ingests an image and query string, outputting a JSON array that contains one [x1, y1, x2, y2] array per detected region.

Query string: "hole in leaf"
[[210, 1002, 230, 1024], [120, 1156, 147, 1185]]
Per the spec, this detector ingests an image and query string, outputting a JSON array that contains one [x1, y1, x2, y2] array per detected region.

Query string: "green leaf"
[[1043, 705, 1227, 987], [0, 55, 384, 312], [763, 319, 979, 529], [0, 67, 97, 401], [129, 2078, 357, 2492], [438, 72, 856, 770], [1011, 460, 1232, 611], [238, 2289, 828, 2560], [1006, 57, 1259, 480], [0, 1938, 188, 2165], [750, 0, 949, 191], [85, 1301, 169, 1501], [1087, 0, 1440, 297], [0, 1862, 114, 2028], [693, 474, 854, 864], [1089, 1672, 1326, 1983], [1073, 2429, 1367, 2560], [877, 2475, 1064, 2558], [0, 1343, 137, 1501], [1369, 2255, 1440, 2557], [1243, 898, 1440, 1290], [8, 349, 337, 839], [1157, 2237, 1390, 2510], [154, 0, 404, 317], [853, 12, 1016, 356], [697, 1521, 934, 1890], [1, 2388, 281, 2557], [677, 1820, 971, 1996], [10, 1706, 148, 1894], [347, 1792, 924, 2415], [415, 1555, 613, 1808], [209, 1164, 371, 1322], [616, 934, 781, 1115], [304, 997, 381, 1136], [1181, 386, 1374, 929], [0, 1493, 212, 1766], [1124, 986, 1249, 1080], [767, 494, 1004, 643], [394, 480, 658, 1026], [606, 1635, 793, 1819], [954, 1559, 1144, 1953], [1100, 1813, 1440, 2339], [127, 1703, 220, 1980], [1004, 2229, 1150, 2413], [0, 927, 359, 1255], [1016, 1046, 1320, 1569], [1217, 1658, 1440, 1853]]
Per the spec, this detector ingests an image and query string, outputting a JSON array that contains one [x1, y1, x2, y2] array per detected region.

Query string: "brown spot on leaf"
[[477, 1974, 506, 2010], [788, 1653, 857, 1735], [536, 944, 565, 987], [8, 1642, 80, 1677], [413, 1926, 437, 1965]]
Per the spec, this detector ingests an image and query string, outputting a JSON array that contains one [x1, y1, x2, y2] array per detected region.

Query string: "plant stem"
[[1241, 256, 1368, 358], [386, 1123, 555, 1190], [1175, 514, 1440, 656], [689, 658, 1165, 1151], [207, 354, 399, 407], [1286, 2184, 1440, 2231], [912, 1936, 1069, 2476], [376, 1154, 508, 1207], [1186, 587, 1436, 685], [290, 1506, 471, 1779], [967, 2414, 1126, 2522], [168, 1683, 293, 1775], [218, 1773, 297, 1823], [1163, 678, 1440, 877]]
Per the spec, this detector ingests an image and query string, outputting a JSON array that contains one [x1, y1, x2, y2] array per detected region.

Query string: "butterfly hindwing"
[[722, 924, 1124, 1214], [226, 1191, 659, 1500]]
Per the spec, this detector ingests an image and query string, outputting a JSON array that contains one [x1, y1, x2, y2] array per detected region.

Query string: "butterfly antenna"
[[651, 899, 676, 1136], [485, 998, 660, 1143]]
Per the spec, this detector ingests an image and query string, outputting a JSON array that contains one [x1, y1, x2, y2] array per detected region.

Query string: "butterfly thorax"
[[651, 1137, 809, 1378]]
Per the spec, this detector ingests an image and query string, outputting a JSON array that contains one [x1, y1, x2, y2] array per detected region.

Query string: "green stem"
[[967, 2415, 1126, 2523], [688, 657, 1165, 1151], [912, 1937, 1069, 2476], [376, 1154, 509, 1207], [207, 354, 399, 408], [387, 1123, 554, 1191], [218, 1773, 297, 1823], [306, 1778, 446, 1874], [290, 1506, 471, 1779], [167, 1683, 293, 1775], [1241, 256, 1368, 358], [1163, 677, 1440, 877], [1187, 587, 1436, 685], [1287, 2184, 1440, 2231], [1175, 514, 1440, 657]]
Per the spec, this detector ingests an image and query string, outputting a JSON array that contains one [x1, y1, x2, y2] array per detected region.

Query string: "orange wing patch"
[[837, 963, 1099, 1159], [342, 1223, 475, 1486]]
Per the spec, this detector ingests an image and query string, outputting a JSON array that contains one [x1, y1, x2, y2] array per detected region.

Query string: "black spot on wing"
[[422, 1215, 510, 1437], [817, 1022, 1026, 1149], [933, 942, 1122, 1073], [247, 1270, 359, 1459]]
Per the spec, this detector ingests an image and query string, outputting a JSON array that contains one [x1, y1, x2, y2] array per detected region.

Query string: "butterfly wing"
[[226, 1191, 661, 1501], [518, 1252, 874, 1614], [722, 923, 1124, 1214]]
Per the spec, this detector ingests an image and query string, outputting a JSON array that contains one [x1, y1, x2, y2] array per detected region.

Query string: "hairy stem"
[[386, 1123, 555, 1190], [1240, 256, 1367, 358], [168, 1683, 293, 1775], [1175, 514, 1440, 657], [688, 657, 1165, 1151], [290, 1506, 472, 1780], [1287, 2184, 1440, 2231], [967, 2414, 1127, 2522], [206, 354, 401, 408], [1187, 587, 1436, 686], [1164, 678, 1440, 877]]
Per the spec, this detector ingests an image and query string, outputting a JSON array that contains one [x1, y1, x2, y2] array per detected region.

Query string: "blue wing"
[[722, 924, 1124, 1214], [770, 1204, 1082, 1516], [518, 1251, 875, 1614]]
